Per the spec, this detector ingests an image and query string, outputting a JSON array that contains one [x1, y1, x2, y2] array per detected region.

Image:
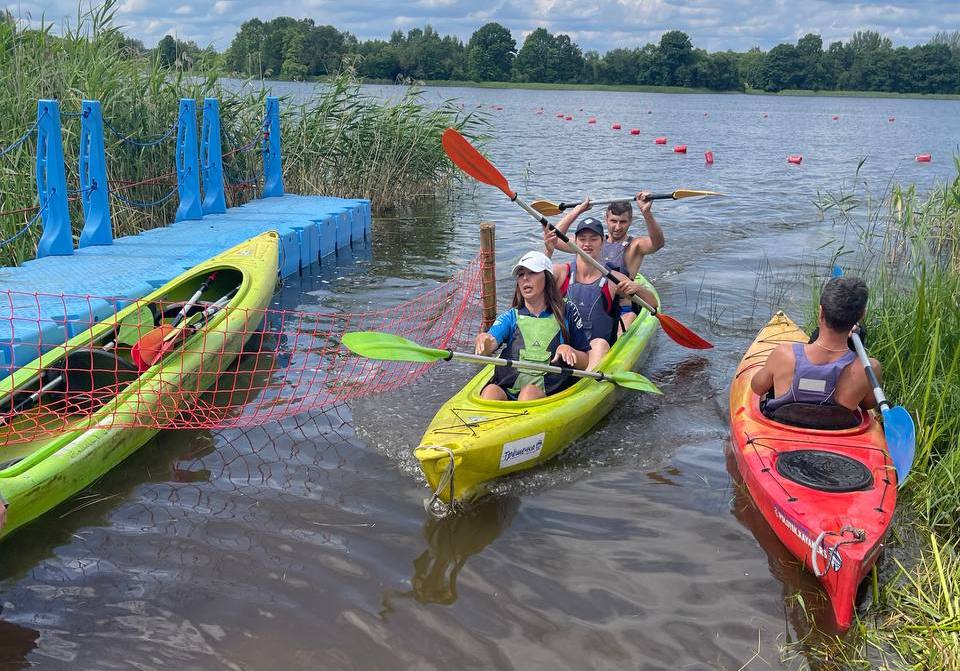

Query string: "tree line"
[[162, 18, 960, 95]]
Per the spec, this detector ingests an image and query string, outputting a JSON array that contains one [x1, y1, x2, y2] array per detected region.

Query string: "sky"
[[9, 0, 960, 53]]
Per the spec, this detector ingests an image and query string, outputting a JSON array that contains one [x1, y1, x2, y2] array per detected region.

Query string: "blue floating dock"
[[0, 194, 371, 378], [0, 95, 373, 378]]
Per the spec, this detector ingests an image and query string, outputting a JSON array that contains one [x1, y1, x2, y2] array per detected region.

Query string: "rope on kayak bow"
[[811, 526, 866, 577], [424, 447, 457, 519]]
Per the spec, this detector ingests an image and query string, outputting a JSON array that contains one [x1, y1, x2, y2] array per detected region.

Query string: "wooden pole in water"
[[479, 222, 497, 331]]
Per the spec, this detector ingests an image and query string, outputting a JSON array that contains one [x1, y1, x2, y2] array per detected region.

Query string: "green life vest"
[[507, 312, 562, 394]]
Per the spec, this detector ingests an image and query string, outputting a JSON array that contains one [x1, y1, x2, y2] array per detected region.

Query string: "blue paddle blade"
[[831, 265, 843, 278], [882, 405, 916, 486]]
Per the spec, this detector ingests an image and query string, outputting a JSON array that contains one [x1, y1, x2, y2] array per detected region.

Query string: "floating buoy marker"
[[788, 155, 803, 164]]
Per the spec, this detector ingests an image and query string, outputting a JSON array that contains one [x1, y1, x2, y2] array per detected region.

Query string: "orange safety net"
[[0, 256, 485, 448]]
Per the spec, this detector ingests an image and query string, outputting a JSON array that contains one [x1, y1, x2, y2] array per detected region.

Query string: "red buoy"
[[612, 122, 622, 130], [762, 113, 768, 118], [832, 115, 839, 120], [654, 137, 667, 144], [565, 116, 573, 121], [888, 117, 896, 122], [556, 112, 564, 118], [916, 153, 932, 162], [674, 145, 687, 153], [630, 128, 640, 135], [787, 155, 802, 164], [588, 117, 597, 124], [705, 150, 714, 165], [703, 112, 709, 117]]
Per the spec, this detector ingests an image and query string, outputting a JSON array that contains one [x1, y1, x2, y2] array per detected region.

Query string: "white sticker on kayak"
[[500, 433, 545, 470]]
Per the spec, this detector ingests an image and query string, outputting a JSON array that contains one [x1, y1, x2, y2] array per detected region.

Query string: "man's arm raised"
[[623, 191, 665, 277]]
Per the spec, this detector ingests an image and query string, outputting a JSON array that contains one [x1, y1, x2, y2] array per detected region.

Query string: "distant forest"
[[140, 21, 960, 95]]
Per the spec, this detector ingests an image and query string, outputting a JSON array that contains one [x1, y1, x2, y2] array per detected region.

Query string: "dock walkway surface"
[[0, 194, 371, 377]]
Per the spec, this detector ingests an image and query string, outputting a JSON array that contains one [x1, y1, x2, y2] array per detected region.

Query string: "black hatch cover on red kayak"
[[776, 450, 873, 493]]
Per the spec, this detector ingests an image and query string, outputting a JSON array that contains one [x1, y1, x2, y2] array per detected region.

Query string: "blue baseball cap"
[[575, 217, 604, 236]]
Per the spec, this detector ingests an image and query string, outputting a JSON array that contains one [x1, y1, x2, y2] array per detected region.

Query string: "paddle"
[[440, 128, 713, 350], [531, 190, 726, 216], [0, 305, 153, 423], [341, 331, 662, 394], [832, 266, 915, 486], [132, 289, 237, 371], [131, 272, 219, 370]]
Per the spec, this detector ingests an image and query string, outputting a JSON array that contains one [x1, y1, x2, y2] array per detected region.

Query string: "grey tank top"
[[764, 343, 857, 412], [600, 236, 634, 274]]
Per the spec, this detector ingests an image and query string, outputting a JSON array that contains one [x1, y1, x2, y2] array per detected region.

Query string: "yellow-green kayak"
[[0, 232, 278, 539], [415, 274, 659, 512]]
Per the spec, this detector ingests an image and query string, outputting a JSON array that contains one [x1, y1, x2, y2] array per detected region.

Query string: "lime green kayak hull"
[[0, 232, 279, 539], [415, 274, 659, 508]]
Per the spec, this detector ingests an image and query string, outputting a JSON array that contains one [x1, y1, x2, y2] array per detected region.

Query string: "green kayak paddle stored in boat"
[[0, 232, 278, 539]]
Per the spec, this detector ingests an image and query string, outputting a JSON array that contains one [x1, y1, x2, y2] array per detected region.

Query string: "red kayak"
[[729, 312, 897, 630]]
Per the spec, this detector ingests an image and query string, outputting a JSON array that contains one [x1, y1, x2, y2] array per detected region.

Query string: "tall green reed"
[[0, 2, 482, 267]]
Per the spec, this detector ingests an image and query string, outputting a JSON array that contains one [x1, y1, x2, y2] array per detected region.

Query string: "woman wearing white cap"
[[474, 251, 591, 401]]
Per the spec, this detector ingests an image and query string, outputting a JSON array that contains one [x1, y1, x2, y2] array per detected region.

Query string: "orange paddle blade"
[[441, 128, 515, 198], [655, 312, 713, 349], [130, 325, 191, 371], [131, 325, 172, 370]]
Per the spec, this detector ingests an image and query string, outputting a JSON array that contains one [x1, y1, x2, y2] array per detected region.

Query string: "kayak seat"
[[762, 400, 861, 431], [776, 449, 874, 493]]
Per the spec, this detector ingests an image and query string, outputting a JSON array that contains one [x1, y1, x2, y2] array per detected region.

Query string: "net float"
[[788, 155, 803, 164], [655, 137, 667, 144], [705, 150, 714, 165], [588, 117, 597, 124], [612, 122, 622, 129], [916, 153, 932, 162], [630, 128, 640, 135], [674, 145, 687, 153]]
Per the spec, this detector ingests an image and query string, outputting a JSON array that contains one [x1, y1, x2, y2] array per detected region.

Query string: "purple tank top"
[[764, 343, 857, 411]]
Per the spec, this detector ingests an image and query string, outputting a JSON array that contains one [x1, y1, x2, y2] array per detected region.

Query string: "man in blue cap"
[[545, 216, 657, 370]]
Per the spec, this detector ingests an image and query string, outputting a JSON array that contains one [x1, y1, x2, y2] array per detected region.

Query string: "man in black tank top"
[[547, 194, 665, 331]]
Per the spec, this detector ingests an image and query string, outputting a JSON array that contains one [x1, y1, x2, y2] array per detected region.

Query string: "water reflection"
[[724, 443, 848, 637], [385, 495, 519, 608]]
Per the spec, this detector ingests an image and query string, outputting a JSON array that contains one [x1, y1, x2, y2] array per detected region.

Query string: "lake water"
[[2, 84, 959, 670]]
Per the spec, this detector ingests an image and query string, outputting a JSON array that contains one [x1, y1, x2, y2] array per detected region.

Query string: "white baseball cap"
[[511, 250, 553, 276]]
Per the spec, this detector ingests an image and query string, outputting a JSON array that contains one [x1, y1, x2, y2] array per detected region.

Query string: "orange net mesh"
[[0, 256, 484, 449]]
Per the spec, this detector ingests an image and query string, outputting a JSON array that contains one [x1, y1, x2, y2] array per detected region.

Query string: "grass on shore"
[[790, 160, 960, 669], [0, 2, 482, 267]]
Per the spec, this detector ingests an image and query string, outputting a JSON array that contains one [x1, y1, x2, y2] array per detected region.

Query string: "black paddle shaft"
[[556, 193, 673, 211]]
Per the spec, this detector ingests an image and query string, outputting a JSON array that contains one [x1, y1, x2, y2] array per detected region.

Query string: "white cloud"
[[24, 0, 958, 51]]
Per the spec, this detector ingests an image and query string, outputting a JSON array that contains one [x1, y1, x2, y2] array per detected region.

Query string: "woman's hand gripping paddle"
[[531, 191, 726, 217], [342, 331, 662, 394], [832, 266, 915, 486], [441, 128, 712, 350]]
